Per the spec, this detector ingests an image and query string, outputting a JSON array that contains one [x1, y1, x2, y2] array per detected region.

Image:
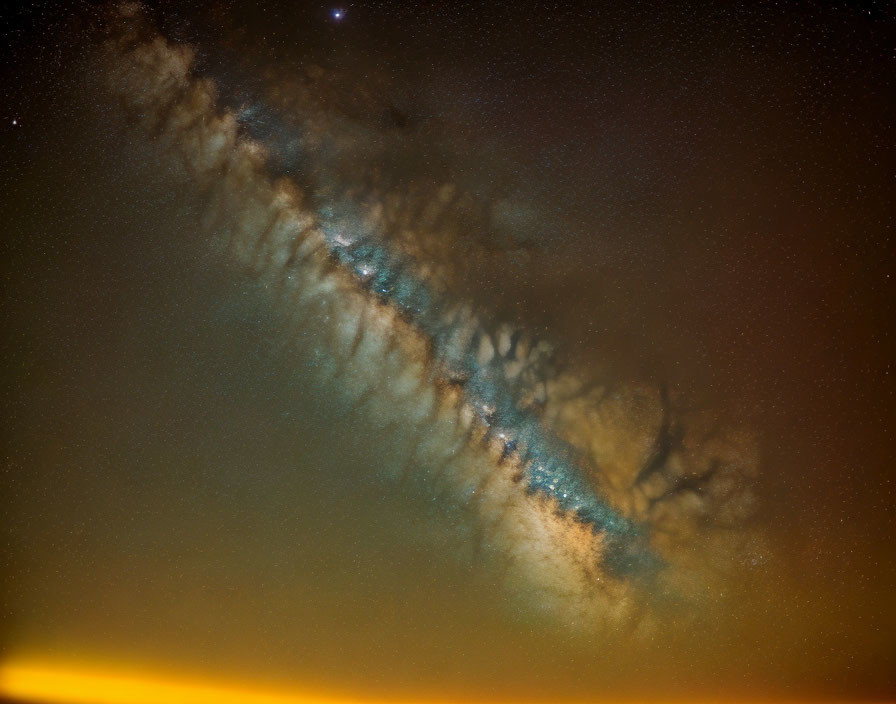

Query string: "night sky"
[[1, 1, 894, 702]]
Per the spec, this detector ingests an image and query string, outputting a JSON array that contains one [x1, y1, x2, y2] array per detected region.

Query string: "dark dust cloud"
[[1, 1, 894, 702]]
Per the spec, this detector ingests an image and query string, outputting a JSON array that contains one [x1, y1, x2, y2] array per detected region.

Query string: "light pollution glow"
[[0, 660, 889, 704]]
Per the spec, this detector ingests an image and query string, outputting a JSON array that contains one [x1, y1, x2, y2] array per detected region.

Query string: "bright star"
[[332, 8, 344, 20]]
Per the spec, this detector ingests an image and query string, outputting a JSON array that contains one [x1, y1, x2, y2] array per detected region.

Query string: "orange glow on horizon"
[[0, 660, 388, 704], [0, 660, 891, 704]]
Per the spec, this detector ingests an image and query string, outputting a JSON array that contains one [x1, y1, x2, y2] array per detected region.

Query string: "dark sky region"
[[0, 1, 894, 702]]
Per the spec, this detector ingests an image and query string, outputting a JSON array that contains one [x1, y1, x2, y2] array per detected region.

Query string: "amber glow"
[[1, 659, 891, 704], [0, 660, 408, 704]]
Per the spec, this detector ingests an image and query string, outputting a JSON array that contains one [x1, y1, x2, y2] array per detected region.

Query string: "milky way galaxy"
[[98, 1, 769, 631]]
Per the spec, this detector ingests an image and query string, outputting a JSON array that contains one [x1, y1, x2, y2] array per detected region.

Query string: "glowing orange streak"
[[0, 660, 890, 704], [0, 660, 413, 704]]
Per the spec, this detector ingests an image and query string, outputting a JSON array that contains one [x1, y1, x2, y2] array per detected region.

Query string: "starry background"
[[1, 0, 895, 701]]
